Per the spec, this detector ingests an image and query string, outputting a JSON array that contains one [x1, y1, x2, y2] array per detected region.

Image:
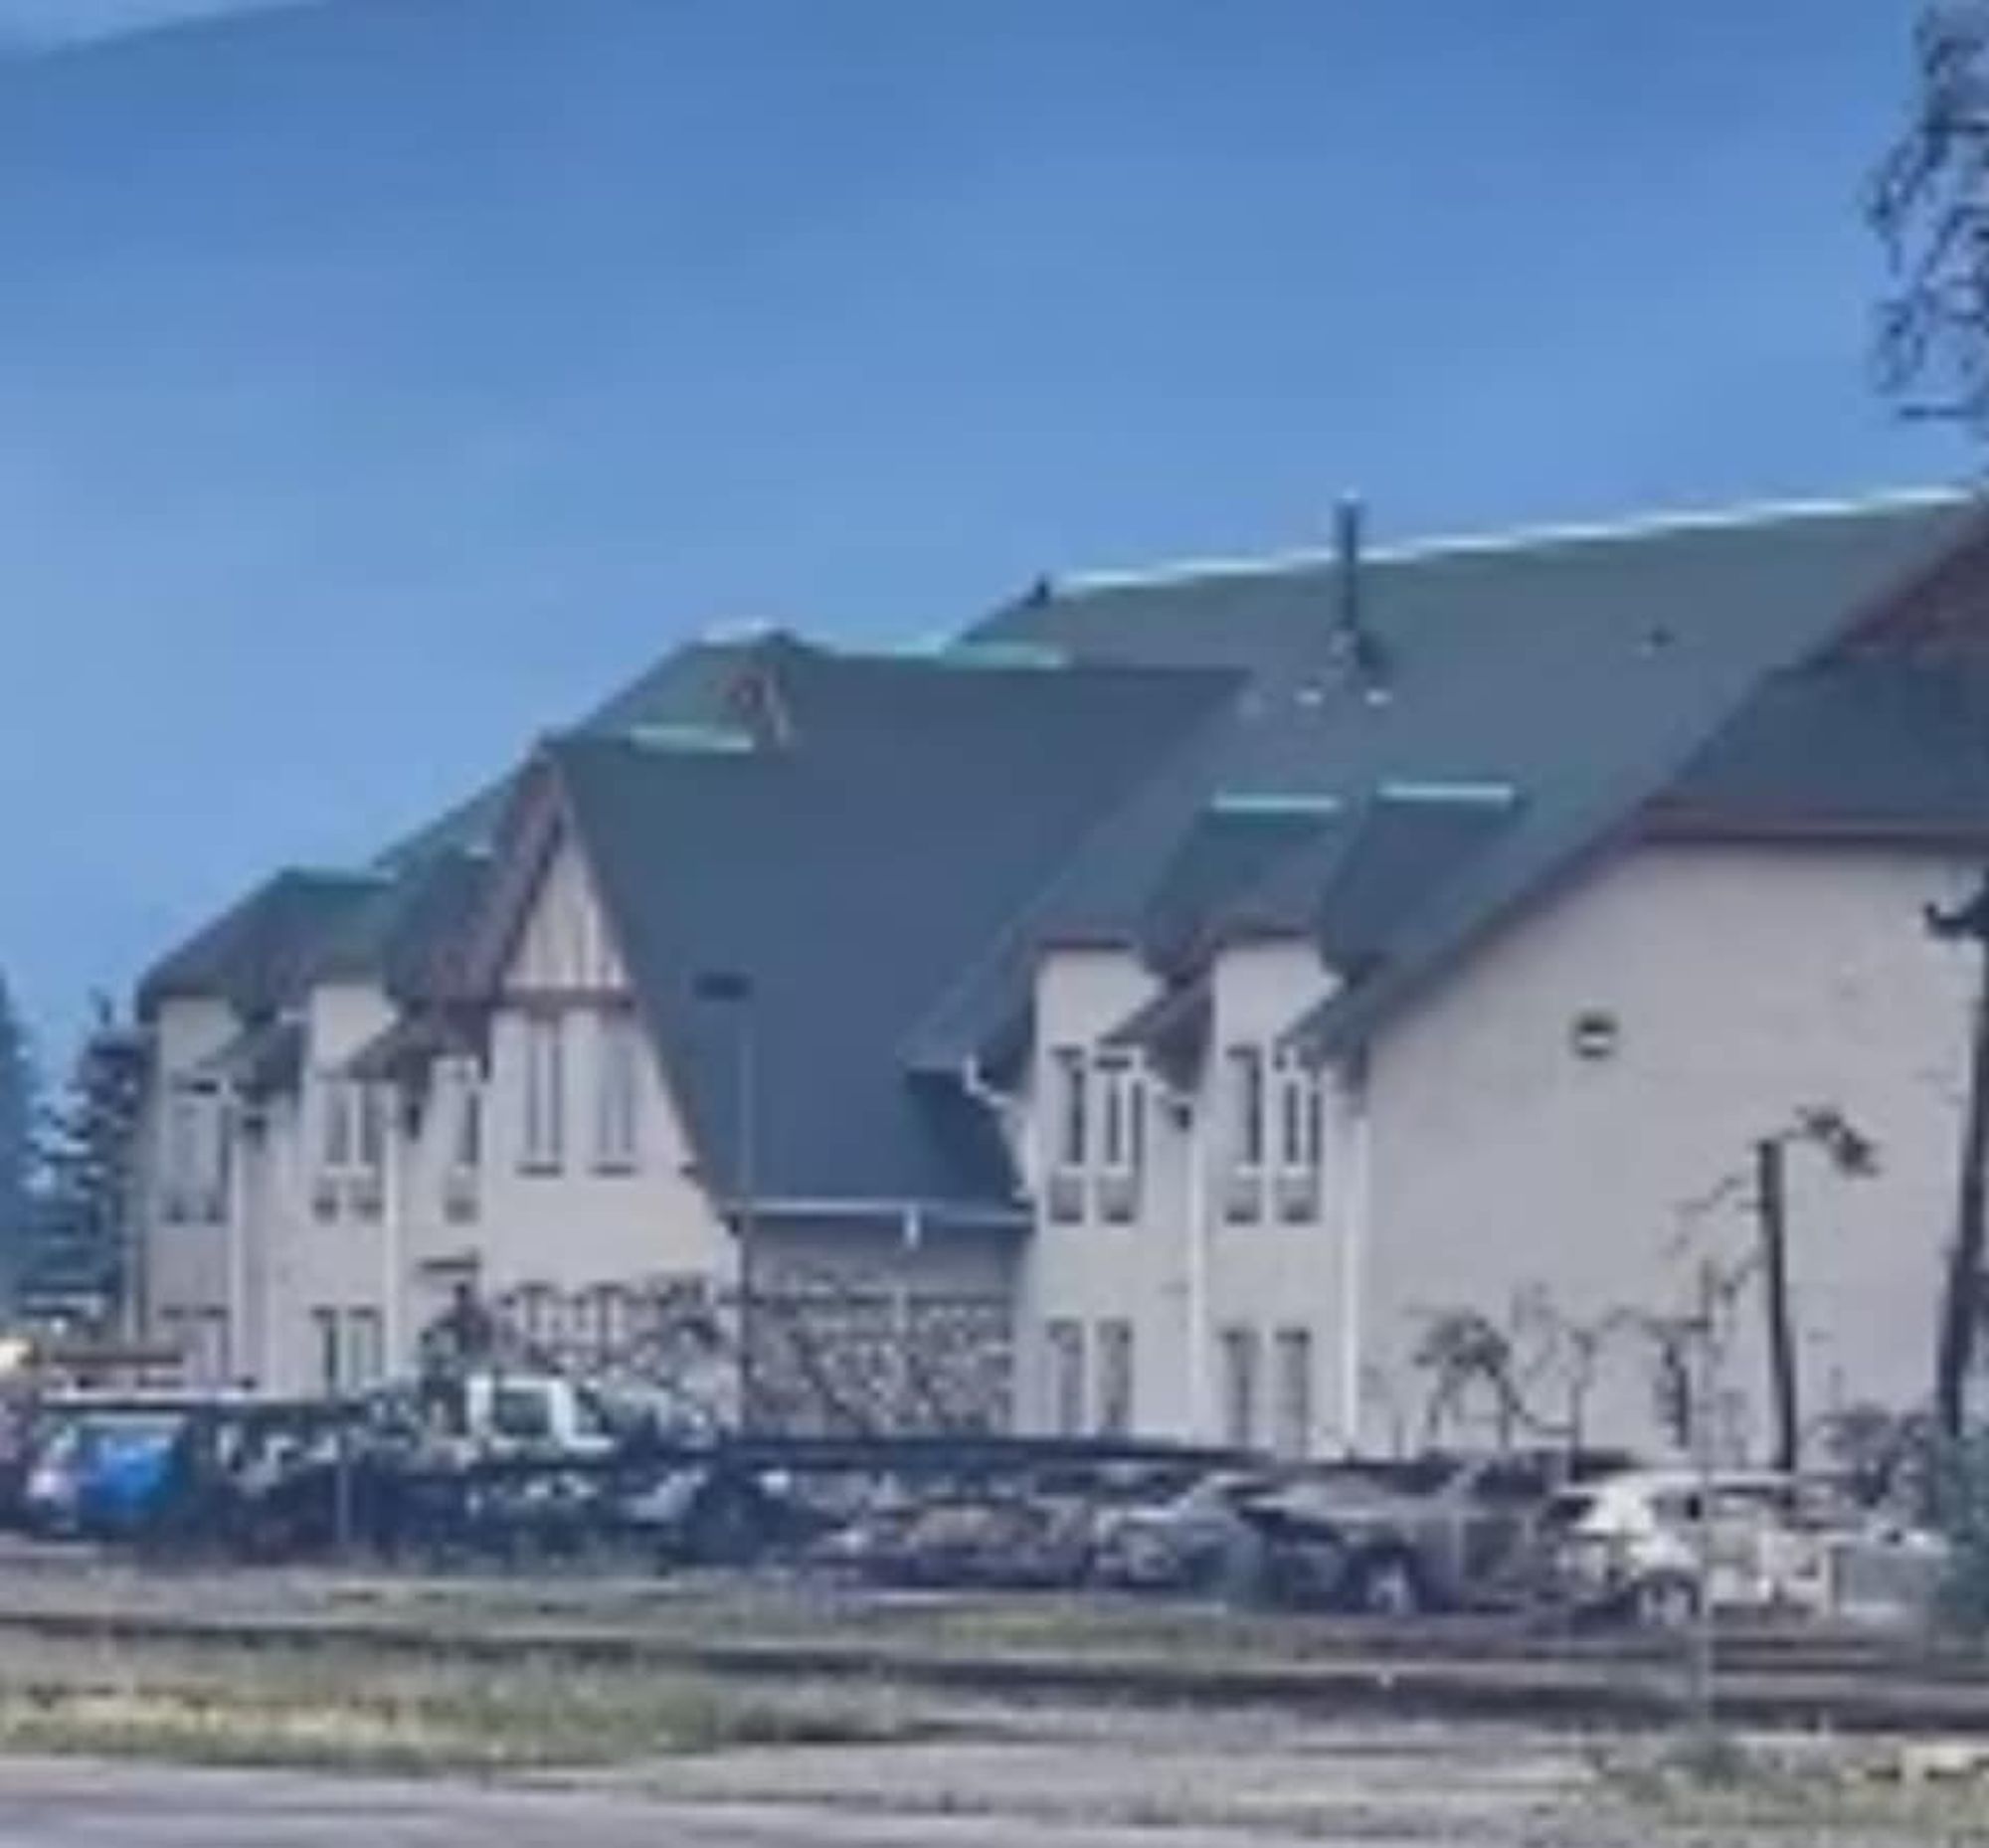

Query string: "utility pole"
[[1689, 1254, 1718, 1753], [1755, 1137, 1799, 1476], [1929, 873, 1989, 1440]]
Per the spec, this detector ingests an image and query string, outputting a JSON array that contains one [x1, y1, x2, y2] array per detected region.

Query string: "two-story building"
[[132, 487, 1989, 1455]]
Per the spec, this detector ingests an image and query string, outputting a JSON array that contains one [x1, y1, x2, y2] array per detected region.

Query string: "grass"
[[0, 1633, 928, 1775], [1591, 1730, 1989, 1840]]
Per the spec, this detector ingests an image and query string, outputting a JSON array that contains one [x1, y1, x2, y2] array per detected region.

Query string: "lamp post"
[[692, 971, 757, 1430]]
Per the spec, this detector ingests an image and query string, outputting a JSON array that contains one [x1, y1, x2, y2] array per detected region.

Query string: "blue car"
[[26, 1410, 186, 1539]]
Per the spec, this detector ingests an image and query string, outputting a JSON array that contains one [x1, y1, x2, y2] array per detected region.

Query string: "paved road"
[[0, 1756, 1438, 1848]]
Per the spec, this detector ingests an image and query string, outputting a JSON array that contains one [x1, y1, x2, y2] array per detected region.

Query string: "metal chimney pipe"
[[1335, 495, 1362, 645]]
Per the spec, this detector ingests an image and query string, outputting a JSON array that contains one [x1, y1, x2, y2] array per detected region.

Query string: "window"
[[193, 1309, 230, 1386], [321, 1079, 354, 1171], [520, 1013, 565, 1172], [1227, 1045, 1265, 1169], [1273, 1057, 1324, 1221], [165, 1088, 227, 1222], [354, 1084, 386, 1173], [452, 1068, 483, 1172], [209, 1108, 232, 1221], [344, 1308, 384, 1388], [1096, 1319, 1135, 1436], [1223, 1045, 1266, 1221], [1274, 1327, 1314, 1459], [1052, 1046, 1088, 1166], [162, 1090, 201, 1221], [1095, 1054, 1144, 1222], [1219, 1325, 1260, 1449], [1277, 1060, 1321, 1169], [594, 1011, 641, 1172], [594, 1286, 631, 1361], [1097, 1056, 1140, 1169], [343, 1084, 386, 1220], [1046, 1046, 1088, 1221], [311, 1307, 339, 1392], [516, 1282, 554, 1349], [1045, 1319, 1086, 1435]]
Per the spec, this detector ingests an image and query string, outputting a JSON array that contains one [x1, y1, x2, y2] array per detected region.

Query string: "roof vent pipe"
[[1331, 493, 1390, 698], [1336, 494, 1363, 639]]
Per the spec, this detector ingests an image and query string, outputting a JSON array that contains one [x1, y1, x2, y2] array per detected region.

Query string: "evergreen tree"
[[0, 974, 32, 1313], [27, 996, 145, 1330]]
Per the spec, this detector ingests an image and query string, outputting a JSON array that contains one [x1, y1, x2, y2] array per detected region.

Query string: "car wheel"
[[1347, 1547, 1426, 1617]]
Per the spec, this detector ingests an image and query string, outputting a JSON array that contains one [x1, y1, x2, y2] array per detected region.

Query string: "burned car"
[[1231, 1453, 1580, 1613], [810, 1482, 1101, 1589], [1541, 1467, 1948, 1628], [1090, 1471, 1282, 1596]]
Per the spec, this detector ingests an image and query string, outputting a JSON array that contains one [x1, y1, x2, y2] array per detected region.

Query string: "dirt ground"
[[8, 1713, 1989, 1846], [3, 1547, 1989, 1841]]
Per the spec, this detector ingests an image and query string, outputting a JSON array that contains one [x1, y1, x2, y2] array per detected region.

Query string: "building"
[[132, 487, 1989, 1455]]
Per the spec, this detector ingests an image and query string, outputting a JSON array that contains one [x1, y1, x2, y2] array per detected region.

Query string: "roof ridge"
[[1045, 484, 1973, 599]]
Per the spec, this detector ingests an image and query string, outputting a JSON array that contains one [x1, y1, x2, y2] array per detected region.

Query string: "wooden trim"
[[502, 985, 633, 1007], [1641, 803, 1989, 849]]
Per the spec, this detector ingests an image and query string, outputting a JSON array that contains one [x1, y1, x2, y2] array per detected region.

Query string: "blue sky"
[[0, 0, 1967, 1055]]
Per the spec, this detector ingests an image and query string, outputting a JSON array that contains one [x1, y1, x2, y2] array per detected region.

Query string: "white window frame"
[[1045, 1045, 1088, 1223], [1045, 1318, 1086, 1435], [1272, 1054, 1324, 1221], [593, 1010, 642, 1174], [195, 1307, 230, 1387], [1052, 1045, 1088, 1168], [1093, 1052, 1145, 1222], [1222, 1045, 1267, 1222], [452, 1066, 483, 1173], [1219, 1324, 1260, 1450], [162, 1089, 201, 1222], [353, 1083, 386, 1175], [310, 1306, 340, 1392], [1274, 1325, 1314, 1459], [320, 1077, 355, 1173], [1096, 1318, 1135, 1436], [520, 1012, 566, 1174], [343, 1307, 384, 1388]]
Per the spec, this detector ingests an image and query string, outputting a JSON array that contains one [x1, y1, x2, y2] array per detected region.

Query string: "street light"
[[691, 970, 757, 1429]]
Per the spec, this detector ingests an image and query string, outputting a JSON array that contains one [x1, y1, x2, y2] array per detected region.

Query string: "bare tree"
[[1871, 5, 1989, 428], [1411, 1295, 1572, 1450]]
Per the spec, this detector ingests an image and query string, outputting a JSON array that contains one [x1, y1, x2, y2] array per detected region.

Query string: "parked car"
[[1539, 1467, 1938, 1625], [24, 1406, 189, 1540], [810, 1485, 1099, 1588], [1090, 1471, 1281, 1596], [1244, 1453, 1578, 1613]]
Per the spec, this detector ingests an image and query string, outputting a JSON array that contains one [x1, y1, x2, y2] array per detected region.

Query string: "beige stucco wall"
[[1016, 948, 1166, 1433], [140, 996, 238, 1374], [1361, 839, 1980, 1459], [508, 836, 629, 993], [1016, 940, 1343, 1451], [251, 981, 398, 1391], [471, 820, 731, 1304], [144, 828, 733, 1394]]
